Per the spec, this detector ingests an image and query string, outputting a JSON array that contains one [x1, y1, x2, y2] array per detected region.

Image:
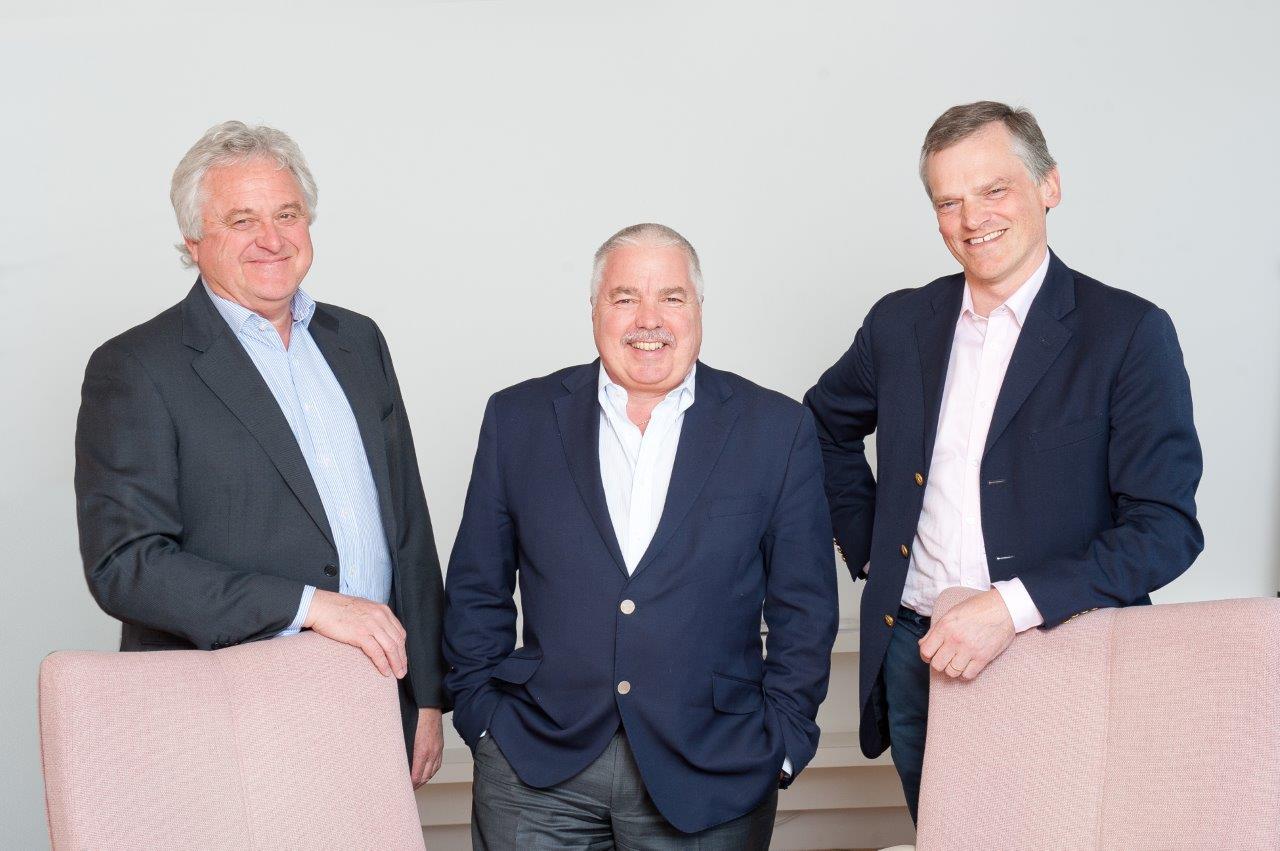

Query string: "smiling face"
[[592, 242, 702, 398], [185, 158, 313, 317], [924, 122, 1060, 293]]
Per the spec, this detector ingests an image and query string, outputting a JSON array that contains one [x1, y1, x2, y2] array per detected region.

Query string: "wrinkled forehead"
[[200, 159, 305, 215], [925, 124, 1028, 196], [600, 243, 694, 288]]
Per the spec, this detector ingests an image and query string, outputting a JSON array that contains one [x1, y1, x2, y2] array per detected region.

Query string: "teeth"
[[967, 229, 1006, 245], [631, 342, 664, 351]]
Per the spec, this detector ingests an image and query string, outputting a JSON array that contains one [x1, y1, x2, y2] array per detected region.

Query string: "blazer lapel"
[[631, 364, 744, 578], [553, 362, 628, 577], [984, 252, 1075, 454], [915, 277, 964, 468], [183, 284, 335, 548], [307, 309, 398, 555]]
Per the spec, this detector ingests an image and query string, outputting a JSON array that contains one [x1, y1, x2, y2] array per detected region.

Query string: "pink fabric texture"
[[917, 587, 1280, 849], [39, 633, 424, 849]]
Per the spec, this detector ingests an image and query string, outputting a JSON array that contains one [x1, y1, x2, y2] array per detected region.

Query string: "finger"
[[962, 658, 988, 680], [370, 627, 406, 678], [929, 645, 957, 673], [944, 655, 971, 679], [359, 637, 393, 677], [918, 627, 944, 663], [375, 605, 407, 643]]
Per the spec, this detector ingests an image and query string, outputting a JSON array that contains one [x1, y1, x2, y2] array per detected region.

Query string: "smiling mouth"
[[630, 342, 666, 352], [966, 229, 1006, 246]]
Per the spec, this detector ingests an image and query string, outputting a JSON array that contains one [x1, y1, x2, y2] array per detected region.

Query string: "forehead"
[[200, 159, 304, 211], [600, 243, 692, 289], [925, 123, 1027, 195]]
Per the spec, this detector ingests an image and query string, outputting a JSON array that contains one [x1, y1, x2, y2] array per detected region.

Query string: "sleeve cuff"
[[279, 584, 316, 636], [992, 579, 1044, 633], [782, 756, 793, 776]]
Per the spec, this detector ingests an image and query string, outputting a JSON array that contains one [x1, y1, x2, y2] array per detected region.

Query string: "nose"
[[635, 296, 661, 330], [256, 218, 284, 253], [962, 199, 990, 233]]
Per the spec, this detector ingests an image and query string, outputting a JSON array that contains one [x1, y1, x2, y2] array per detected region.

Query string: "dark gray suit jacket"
[[75, 281, 449, 745]]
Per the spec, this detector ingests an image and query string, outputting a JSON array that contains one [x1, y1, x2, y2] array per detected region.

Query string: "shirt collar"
[[961, 249, 1051, 327], [598, 361, 697, 411], [202, 279, 316, 334]]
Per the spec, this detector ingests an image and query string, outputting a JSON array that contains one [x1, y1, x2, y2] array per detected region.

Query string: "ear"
[[184, 238, 201, 265], [1039, 166, 1062, 211]]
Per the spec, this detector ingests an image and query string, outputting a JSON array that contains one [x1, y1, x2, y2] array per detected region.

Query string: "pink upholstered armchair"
[[39, 632, 425, 849], [917, 586, 1280, 849]]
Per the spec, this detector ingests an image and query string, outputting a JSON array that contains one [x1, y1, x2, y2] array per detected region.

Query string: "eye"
[[663, 297, 685, 304], [936, 200, 957, 211], [987, 187, 1008, 197], [278, 212, 296, 221], [614, 298, 636, 305], [232, 218, 253, 229]]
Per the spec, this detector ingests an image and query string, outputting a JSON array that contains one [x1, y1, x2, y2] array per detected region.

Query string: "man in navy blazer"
[[444, 223, 838, 848], [804, 102, 1203, 821]]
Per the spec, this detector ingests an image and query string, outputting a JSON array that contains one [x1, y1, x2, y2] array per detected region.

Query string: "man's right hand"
[[304, 590, 408, 678]]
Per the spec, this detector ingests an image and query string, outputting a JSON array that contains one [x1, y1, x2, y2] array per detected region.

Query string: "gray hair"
[[918, 101, 1056, 196], [170, 120, 318, 267], [589, 223, 704, 305]]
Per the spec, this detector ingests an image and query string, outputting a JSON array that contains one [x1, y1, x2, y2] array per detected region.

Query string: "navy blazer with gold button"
[[803, 251, 1203, 759], [443, 360, 838, 834]]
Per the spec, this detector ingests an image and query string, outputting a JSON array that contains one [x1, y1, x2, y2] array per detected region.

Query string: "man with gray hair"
[[74, 121, 449, 786], [805, 101, 1203, 820], [444, 223, 838, 847]]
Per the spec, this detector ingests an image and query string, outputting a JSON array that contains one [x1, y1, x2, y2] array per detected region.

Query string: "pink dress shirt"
[[900, 252, 1050, 633]]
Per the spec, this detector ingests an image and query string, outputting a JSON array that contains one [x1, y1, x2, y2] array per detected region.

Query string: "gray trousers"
[[471, 731, 778, 850]]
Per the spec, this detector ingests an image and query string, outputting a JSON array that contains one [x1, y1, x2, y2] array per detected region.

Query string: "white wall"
[[2, 1, 1277, 846]]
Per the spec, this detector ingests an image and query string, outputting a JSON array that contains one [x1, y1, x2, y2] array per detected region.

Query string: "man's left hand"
[[918, 589, 1015, 680], [411, 707, 444, 788]]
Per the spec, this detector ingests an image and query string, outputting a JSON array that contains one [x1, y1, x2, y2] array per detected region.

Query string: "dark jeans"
[[471, 731, 778, 850], [882, 604, 932, 824]]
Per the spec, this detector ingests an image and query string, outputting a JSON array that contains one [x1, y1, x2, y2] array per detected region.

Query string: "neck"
[[967, 245, 1047, 317], [205, 278, 296, 347]]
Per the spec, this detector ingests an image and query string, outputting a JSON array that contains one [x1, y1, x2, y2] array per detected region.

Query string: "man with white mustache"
[[804, 102, 1203, 821], [444, 223, 838, 848]]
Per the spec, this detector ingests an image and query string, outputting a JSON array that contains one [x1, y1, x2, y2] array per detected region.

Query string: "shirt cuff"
[[992, 579, 1044, 633], [781, 756, 793, 776], [279, 584, 317, 636]]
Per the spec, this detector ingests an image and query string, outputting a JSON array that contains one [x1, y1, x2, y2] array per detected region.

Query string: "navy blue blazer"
[[443, 361, 838, 833], [803, 251, 1203, 759]]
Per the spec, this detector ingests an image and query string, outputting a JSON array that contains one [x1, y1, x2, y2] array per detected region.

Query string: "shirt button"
[[617, 681, 631, 695], [899, 544, 910, 558], [619, 600, 636, 615], [965, 517, 977, 526]]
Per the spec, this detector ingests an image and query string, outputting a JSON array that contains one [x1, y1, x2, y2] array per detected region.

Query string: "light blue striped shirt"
[[203, 282, 393, 634]]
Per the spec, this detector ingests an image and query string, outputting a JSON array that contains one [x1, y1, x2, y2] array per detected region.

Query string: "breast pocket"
[[1030, 414, 1106, 452]]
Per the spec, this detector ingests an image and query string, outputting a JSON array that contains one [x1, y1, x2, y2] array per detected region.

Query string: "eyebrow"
[[219, 202, 306, 221], [658, 286, 689, 297], [606, 286, 640, 299]]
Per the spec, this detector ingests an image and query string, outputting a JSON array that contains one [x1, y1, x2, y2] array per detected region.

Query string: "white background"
[[2, 1, 1277, 845]]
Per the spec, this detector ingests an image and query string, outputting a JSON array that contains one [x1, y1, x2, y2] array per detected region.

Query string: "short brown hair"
[[919, 101, 1056, 194]]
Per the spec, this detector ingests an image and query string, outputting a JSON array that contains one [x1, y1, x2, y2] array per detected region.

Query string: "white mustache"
[[622, 329, 676, 346]]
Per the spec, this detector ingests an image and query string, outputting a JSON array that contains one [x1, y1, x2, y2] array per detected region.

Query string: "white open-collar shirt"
[[901, 251, 1050, 632]]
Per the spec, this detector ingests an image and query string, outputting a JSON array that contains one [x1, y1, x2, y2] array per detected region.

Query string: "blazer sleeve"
[[761, 409, 840, 781], [802, 305, 880, 580], [1017, 307, 1204, 626], [441, 395, 519, 746], [374, 324, 450, 710], [74, 341, 304, 649]]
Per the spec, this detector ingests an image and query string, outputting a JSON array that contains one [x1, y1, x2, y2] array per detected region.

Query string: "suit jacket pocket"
[[1031, 414, 1106, 452], [712, 672, 764, 714], [708, 495, 765, 519], [489, 649, 542, 685]]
